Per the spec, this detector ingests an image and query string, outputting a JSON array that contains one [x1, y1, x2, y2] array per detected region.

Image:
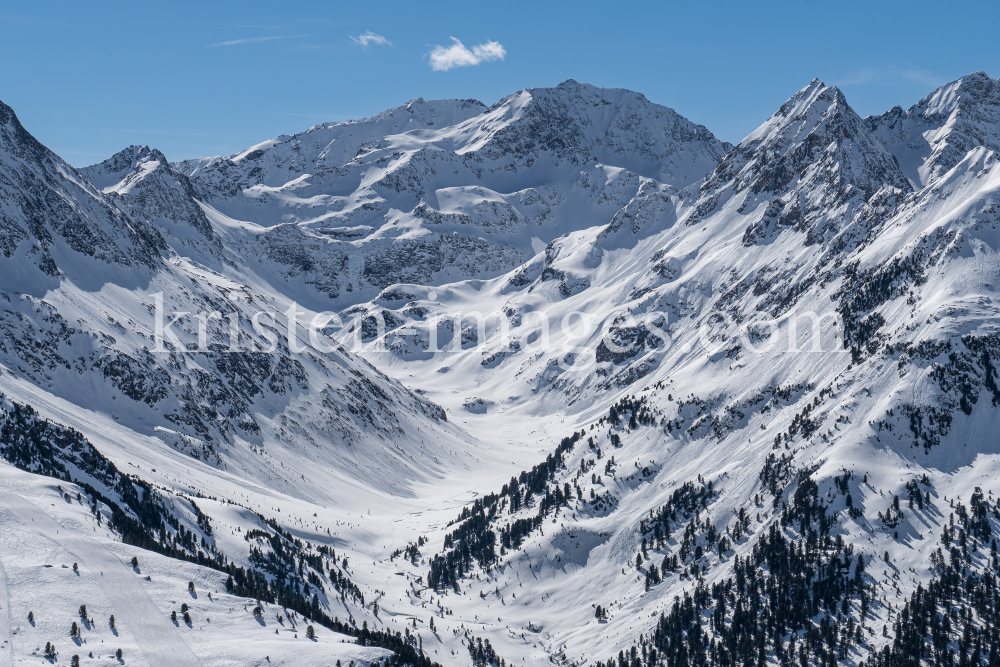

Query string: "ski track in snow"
[[0, 482, 201, 667], [0, 545, 10, 667]]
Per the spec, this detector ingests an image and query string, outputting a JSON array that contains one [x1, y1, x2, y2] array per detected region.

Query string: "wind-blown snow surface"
[[1, 73, 1000, 666]]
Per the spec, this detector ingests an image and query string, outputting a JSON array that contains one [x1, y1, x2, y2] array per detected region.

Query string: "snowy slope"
[[0, 460, 392, 667]]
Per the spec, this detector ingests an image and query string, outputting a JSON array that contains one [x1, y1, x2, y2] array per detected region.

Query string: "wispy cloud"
[[837, 66, 942, 88], [351, 31, 391, 48], [209, 34, 310, 47], [428, 38, 505, 72]]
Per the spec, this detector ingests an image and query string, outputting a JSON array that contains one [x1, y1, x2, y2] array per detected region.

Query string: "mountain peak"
[[80, 144, 219, 250], [751, 79, 850, 145], [464, 80, 726, 186], [867, 70, 1000, 187], [82, 145, 169, 190], [700, 80, 910, 245], [922, 70, 997, 119], [712, 79, 907, 196], [0, 98, 49, 163]]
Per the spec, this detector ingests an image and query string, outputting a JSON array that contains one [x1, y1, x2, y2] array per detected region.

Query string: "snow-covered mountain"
[[867, 70, 1000, 188], [1, 72, 1000, 667], [0, 100, 166, 291], [331, 74, 1000, 666], [161, 81, 730, 307], [80, 145, 225, 263]]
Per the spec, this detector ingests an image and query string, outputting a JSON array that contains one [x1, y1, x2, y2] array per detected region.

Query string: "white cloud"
[[351, 31, 391, 49], [209, 34, 309, 47], [428, 38, 506, 72]]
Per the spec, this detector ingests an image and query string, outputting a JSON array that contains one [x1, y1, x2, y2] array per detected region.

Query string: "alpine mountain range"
[[0, 72, 999, 667]]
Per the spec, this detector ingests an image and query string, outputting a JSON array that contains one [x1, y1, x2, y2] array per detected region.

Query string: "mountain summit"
[[867, 70, 1000, 187], [697, 79, 911, 245], [81, 144, 223, 261]]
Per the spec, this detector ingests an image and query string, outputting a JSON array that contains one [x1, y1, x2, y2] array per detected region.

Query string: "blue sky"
[[1, 0, 997, 166]]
